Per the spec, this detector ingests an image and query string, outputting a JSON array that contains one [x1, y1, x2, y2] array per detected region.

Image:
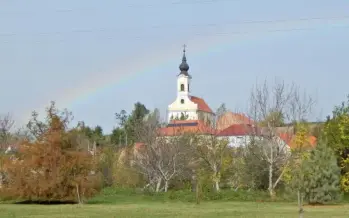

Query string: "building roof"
[[158, 120, 214, 136], [279, 133, 317, 149], [216, 112, 255, 130], [217, 124, 260, 136], [190, 96, 213, 113]]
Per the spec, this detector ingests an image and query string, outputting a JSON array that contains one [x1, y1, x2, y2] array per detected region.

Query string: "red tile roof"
[[279, 133, 317, 149], [135, 142, 145, 149], [158, 120, 214, 136], [217, 124, 260, 136], [190, 96, 213, 113]]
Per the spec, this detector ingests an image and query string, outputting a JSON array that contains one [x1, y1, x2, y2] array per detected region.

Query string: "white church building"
[[167, 46, 215, 124]]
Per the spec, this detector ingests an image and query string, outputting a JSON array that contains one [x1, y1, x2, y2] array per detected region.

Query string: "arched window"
[[180, 99, 184, 104], [180, 84, 185, 91]]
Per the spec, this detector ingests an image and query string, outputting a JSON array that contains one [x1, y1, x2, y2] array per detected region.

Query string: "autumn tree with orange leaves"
[[0, 102, 102, 203]]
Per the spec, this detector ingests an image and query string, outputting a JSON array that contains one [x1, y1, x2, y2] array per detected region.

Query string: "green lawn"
[[0, 202, 348, 218]]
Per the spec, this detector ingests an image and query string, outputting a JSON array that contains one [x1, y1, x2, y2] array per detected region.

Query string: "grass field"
[[0, 202, 348, 218]]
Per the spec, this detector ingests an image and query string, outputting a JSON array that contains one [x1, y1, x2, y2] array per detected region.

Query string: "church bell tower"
[[167, 45, 199, 122], [177, 45, 192, 100]]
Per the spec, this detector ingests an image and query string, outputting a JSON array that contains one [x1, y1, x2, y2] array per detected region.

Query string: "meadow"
[[1, 188, 348, 218], [1, 202, 349, 218]]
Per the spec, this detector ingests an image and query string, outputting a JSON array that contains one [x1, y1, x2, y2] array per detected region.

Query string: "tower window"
[[180, 99, 184, 104], [180, 84, 185, 91], [188, 84, 190, 92]]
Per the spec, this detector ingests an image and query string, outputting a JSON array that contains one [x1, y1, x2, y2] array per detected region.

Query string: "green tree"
[[302, 140, 341, 205], [126, 102, 150, 145], [324, 95, 349, 191], [115, 102, 149, 146], [110, 128, 124, 146]]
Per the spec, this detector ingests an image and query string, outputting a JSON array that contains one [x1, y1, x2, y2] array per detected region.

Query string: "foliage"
[[0, 114, 15, 148], [324, 95, 349, 192], [193, 134, 229, 192], [112, 147, 144, 188], [87, 187, 288, 204], [0, 102, 102, 203], [324, 95, 349, 154], [98, 146, 117, 187], [302, 140, 342, 204], [114, 102, 150, 146]]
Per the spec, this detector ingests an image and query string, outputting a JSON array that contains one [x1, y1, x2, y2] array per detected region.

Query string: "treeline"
[[0, 81, 348, 212]]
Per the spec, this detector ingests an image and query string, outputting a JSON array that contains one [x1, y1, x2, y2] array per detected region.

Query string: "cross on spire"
[[179, 44, 189, 73]]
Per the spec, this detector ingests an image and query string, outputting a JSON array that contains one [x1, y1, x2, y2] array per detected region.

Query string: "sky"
[[1, 0, 349, 133]]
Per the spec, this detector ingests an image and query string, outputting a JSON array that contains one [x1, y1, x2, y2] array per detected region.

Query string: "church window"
[[181, 99, 184, 104], [180, 84, 185, 91], [188, 84, 190, 92]]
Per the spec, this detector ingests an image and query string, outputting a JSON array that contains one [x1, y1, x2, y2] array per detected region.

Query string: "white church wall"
[[168, 73, 198, 122], [168, 111, 198, 121]]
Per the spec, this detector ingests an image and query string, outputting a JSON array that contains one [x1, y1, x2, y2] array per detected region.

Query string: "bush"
[[0, 102, 102, 203], [87, 187, 291, 204], [303, 140, 342, 204]]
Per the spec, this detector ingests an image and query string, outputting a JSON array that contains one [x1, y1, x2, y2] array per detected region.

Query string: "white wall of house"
[[217, 135, 291, 154], [217, 135, 256, 148]]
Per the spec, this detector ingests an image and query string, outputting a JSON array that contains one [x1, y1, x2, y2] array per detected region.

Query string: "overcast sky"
[[1, 0, 349, 133]]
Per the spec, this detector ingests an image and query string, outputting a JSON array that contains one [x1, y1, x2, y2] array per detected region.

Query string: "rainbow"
[[26, 20, 349, 124]]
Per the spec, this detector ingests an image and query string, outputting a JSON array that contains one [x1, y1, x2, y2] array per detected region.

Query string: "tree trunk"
[[214, 180, 220, 192], [76, 184, 82, 204], [268, 163, 275, 198], [298, 190, 304, 218], [196, 178, 201, 205], [212, 166, 220, 192], [155, 177, 162, 192], [164, 180, 169, 192]]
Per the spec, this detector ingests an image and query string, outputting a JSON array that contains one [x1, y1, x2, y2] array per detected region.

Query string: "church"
[[167, 46, 215, 124], [158, 47, 317, 150]]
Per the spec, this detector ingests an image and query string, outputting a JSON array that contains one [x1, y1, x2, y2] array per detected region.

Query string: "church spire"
[[179, 44, 190, 75]]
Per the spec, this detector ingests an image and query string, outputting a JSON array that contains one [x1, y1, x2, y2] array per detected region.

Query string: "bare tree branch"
[[248, 79, 314, 198]]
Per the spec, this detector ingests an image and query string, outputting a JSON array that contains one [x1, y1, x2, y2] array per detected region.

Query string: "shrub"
[[303, 140, 342, 204], [0, 102, 102, 203]]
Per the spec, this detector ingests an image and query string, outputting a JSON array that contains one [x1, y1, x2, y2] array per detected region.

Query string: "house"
[[216, 124, 260, 147]]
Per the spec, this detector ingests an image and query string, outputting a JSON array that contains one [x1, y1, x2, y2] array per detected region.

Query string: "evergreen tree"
[[303, 140, 342, 204]]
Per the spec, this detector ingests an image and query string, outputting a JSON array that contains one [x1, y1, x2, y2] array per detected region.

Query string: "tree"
[[115, 109, 129, 146], [248, 79, 314, 198], [132, 109, 190, 192], [259, 110, 285, 127], [115, 102, 150, 146], [194, 135, 228, 192], [303, 140, 341, 205], [110, 127, 124, 146], [0, 102, 101, 203], [0, 113, 15, 149], [283, 122, 313, 218], [323, 95, 349, 192], [190, 107, 229, 192], [216, 103, 227, 119]]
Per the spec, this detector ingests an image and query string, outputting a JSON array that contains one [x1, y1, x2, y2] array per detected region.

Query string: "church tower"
[[167, 46, 199, 121], [177, 45, 191, 100], [167, 45, 214, 123]]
